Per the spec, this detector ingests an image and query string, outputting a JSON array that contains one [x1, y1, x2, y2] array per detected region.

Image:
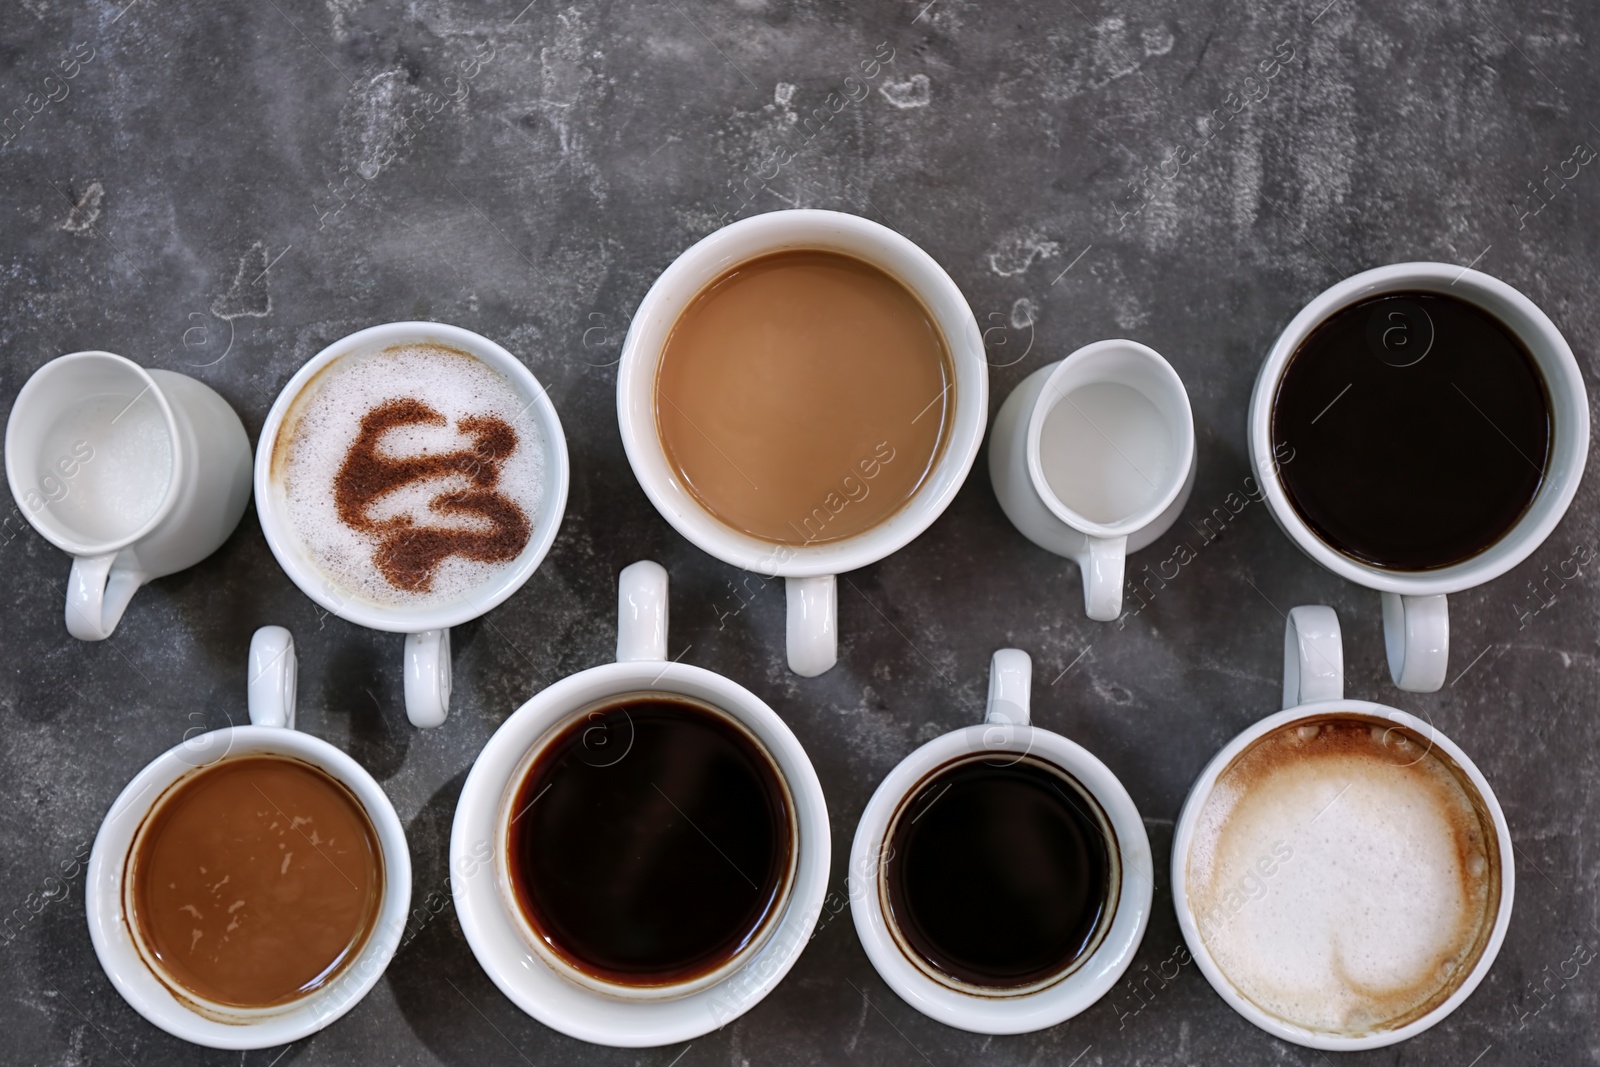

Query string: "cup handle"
[[985, 648, 1032, 726], [248, 626, 298, 729], [1078, 535, 1126, 622], [404, 629, 452, 728], [65, 550, 147, 641], [616, 560, 668, 663], [1382, 592, 1448, 693], [785, 574, 837, 677], [1283, 605, 1344, 709]]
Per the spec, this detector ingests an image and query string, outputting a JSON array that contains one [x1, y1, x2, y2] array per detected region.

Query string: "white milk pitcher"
[[5, 351, 252, 639], [990, 339, 1195, 621]]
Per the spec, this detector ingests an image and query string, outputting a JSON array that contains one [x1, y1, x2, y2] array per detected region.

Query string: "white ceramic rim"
[[1248, 262, 1590, 595], [849, 724, 1153, 1035], [450, 659, 830, 1047], [85, 725, 413, 1050], [253, 321, 570, 633], [615, 208, 988, 578], [5, 351, 184, 556], [1024, 339, 1197, 538], [1169, 700, 1515, 1051]]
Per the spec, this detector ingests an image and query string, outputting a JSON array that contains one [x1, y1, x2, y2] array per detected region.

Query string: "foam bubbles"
[[1187, 718, 1496, 1035], [276, 344, 546, 611]]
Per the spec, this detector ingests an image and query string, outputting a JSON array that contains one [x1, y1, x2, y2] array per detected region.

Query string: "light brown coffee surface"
[[656, 250, 953, 545], [129, 756, 383, 1008]]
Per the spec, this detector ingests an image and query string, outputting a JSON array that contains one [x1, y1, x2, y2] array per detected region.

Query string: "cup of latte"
[[1171, 605, 1513, 1049], [617, 209, 987, 677], [1249, 263, 1588, 692], [255, 322, 568, 727], [86, 626, 411, 1049]]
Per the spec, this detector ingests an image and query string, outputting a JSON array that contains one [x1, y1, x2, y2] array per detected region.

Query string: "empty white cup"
[[5, 351, 252, 640], [990, 339, 1196, 621]]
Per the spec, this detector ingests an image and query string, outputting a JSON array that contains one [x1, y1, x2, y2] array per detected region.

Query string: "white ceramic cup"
[[1249, 263, 1589, 692], [849, 648, 1152, 1034], [1170, 605, 1514, 1050], [617, 209, 988, 677], [450, 560, 830, 1047], [5, 351, 252, 640], [255, 322, 569, 728], [86, 626, 412, 1050], [990, 340, 1196, 622]]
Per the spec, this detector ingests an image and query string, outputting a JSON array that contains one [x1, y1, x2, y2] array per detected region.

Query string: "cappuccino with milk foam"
[[271, 343, 546, 610], [1187, 716, 1501, 1035]]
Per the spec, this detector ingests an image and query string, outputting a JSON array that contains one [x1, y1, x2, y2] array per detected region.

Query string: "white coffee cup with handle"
[[254, 321, 568, 728], [86, 626, 412, 1050], [1248, 263, 1588, 692], [5, 351, 252, 640], [989, 339, 1196, 621], [616, 209, 988, 677]]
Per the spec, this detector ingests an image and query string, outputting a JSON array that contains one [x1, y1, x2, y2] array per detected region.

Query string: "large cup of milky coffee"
[[617, 210, 987, 677], [256, 322, 569, 727], [1171, 605, 1513, 1050], [87, 626, 411, 1049]]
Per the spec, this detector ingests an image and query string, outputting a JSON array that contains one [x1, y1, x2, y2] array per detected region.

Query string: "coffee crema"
[[273, 343, 545, 608], [1271, 291, 1550, 570], [127, 756, 384, 1008], [1186, 717, 1500, 1035], [505, 693, 794, 986], [884, 756, 1116, 991], [655, 250, 953, 546]]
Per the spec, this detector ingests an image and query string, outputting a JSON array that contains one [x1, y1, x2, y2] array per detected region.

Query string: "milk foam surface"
[[1187, 719, 1496, 1034], [277, 344, 545, 610]]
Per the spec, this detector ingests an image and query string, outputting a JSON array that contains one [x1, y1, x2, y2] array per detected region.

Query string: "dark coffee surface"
[[129, 756, 383, 1008], [506, 695, 791, 984], [885, 759, 1111, 988], [1272, 292, 1550, 570]]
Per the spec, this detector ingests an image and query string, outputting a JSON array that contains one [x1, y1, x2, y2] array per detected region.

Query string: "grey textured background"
[[2, 0, 1598, 1063]]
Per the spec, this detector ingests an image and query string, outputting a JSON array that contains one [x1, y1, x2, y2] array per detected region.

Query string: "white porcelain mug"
[[990, 339, 1196, 621], [255, 322, 569, 728], [617, 209, 988, 677], [1170, 605, 1513, 1049], [450, 560, 830, 1047], [5, 351, 252, 640], [86, 626, 412, 1050], [849, 649, 1152, 1034], [1249, 263, 1589, 691]]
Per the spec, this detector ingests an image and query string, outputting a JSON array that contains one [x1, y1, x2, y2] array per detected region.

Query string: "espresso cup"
[[450, 561, 830, 1046], [990, 339, 1196, 621], [86, 626, 412, 1049], [617, 209, 987, 677], [849, 649, 1152, 1034], [5, 351, 252, 640], [1249, 263, 1588, 691], [255, 322, 569, 728], [1170, 606, 1513, 1049]]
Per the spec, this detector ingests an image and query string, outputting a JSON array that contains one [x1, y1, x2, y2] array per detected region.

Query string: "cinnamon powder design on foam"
[[334, 398, 531, 593]]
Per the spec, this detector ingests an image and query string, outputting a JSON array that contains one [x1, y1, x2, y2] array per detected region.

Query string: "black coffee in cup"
[[884, 756, 1116, 990], [505, 693, 794, 986], [1271, 291, 1550, 570]]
